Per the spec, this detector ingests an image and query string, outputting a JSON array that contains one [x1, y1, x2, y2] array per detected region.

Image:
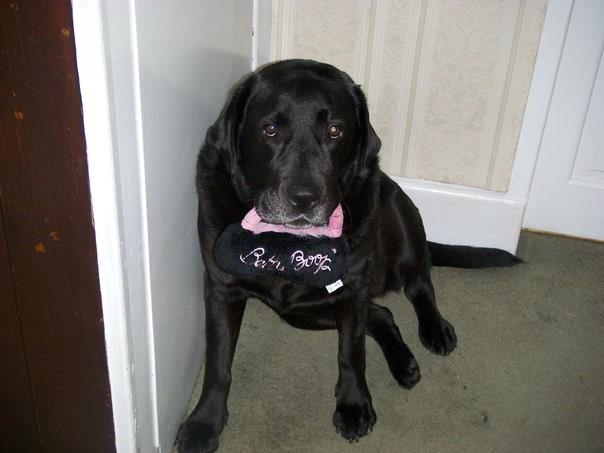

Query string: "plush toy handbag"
[[214, 205, 348, 293]]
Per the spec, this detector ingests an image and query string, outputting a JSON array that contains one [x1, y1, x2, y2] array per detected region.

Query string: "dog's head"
[[206, 59, 381, 228]]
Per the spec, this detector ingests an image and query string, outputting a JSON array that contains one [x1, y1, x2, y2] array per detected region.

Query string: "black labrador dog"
[[176, 59, 518, 452]]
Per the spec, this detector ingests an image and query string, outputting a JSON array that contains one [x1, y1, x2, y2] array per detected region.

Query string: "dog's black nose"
[[288, 186, 319, 211]]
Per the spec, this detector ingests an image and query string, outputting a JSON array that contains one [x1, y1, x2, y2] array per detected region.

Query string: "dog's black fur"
[[176, 59, 519, 452]]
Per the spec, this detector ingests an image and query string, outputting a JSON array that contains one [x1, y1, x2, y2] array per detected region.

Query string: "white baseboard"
[[392, 176, 525, 254]]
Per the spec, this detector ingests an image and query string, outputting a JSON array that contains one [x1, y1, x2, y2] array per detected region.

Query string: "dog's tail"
[[427, 242, 522, 268]]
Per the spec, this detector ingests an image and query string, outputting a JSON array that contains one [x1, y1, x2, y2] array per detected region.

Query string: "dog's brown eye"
[[263, 123, 278, 137], [328, 125, 342, 139]]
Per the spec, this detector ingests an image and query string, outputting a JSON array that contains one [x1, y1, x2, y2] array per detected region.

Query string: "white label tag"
[[325, 279, 343, 293]]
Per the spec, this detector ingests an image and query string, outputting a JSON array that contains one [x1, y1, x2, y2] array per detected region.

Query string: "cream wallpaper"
[[270, 0, 548, 191]]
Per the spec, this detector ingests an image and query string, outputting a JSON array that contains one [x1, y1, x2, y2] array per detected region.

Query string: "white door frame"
[[73, 0, 155, 451]]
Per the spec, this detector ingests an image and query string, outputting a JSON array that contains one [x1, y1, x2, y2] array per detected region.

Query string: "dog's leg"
[[281, 304, 420, 389], [175, 276, 246, 453], [404, 273, 457, 355], [332, 298, 376, 442], [367, 303, 421, 389]]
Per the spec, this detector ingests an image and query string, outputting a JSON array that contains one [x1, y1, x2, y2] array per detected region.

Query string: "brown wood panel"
[[0, 1, 115, 451], [0, 202, 39, 452]]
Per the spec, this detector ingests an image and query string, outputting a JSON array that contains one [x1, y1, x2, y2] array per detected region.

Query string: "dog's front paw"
[[391, 356, 421, 389], [419, 315, 457, 355], [333, 399, 376, 442], [174, 420, 220, 453]]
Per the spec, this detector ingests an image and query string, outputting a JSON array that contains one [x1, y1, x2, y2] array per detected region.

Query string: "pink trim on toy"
[[241, 204, 343, 238]]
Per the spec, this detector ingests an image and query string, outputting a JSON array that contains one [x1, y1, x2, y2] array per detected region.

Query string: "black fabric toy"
[[214, 205, 349, 292]]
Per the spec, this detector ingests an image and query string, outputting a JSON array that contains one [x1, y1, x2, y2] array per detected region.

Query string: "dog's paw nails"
[[333, 400, 376, 442], [174, 420, 220, 453], [392, 357, 421, 389], [419, 316, 457, 355]]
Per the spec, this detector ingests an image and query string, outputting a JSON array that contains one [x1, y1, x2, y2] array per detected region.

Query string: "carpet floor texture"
[[185, 232, 604, 452]]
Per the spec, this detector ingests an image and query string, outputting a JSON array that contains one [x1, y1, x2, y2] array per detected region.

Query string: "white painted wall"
[[74, 0, 253, 451], [134, 2, 252, 450]]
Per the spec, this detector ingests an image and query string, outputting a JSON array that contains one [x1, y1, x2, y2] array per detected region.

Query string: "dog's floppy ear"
[[351, 84, 381, 177], [205, 74, 255, 169]]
